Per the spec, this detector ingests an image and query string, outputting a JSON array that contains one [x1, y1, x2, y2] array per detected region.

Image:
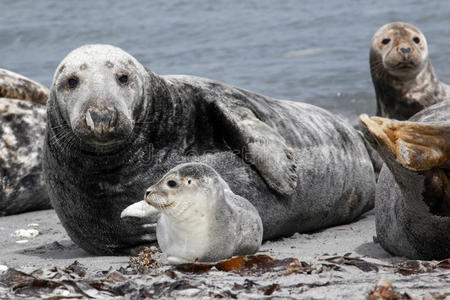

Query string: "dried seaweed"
[[128, 246, 160, 272], [322, 255, 380, 272], [259, 283, 280, 295], [394, 259, 450, 276], [368, 276, 450, 300], [232, 279, 258, 292], [1, 252, 449, 299], [368, 277, 411, 300], [174, 254, 309, 276]]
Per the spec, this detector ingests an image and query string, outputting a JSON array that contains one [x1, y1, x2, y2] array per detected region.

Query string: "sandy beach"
[[1, 209, 448, 299]]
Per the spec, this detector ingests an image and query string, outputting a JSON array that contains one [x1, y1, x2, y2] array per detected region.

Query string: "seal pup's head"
[[50, 44, 149, 151], [121, 163, 226, 222], [370, 22, 428, 79]]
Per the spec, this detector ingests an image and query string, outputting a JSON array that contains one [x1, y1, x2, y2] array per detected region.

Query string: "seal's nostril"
[[85, 106, 118, 134], [400, 47, 411, 54]]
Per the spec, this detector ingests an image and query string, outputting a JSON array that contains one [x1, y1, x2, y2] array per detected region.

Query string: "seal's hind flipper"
[[212, 102, 297, 196], [359, 114, 450, 171]]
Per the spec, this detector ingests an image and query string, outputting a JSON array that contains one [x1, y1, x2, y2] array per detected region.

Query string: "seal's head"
[[50, 44, 149, 151], [120, 163, 225, 222], [145, 163, 224, 221], [371, 22, 428, 79]]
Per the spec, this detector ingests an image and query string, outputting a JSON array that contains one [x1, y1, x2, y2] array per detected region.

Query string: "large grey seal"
[[44, 44, 375, 255], [0, 69, 50, 216], [370, 22, 450, 120], [121, 162, 263, 263], [359, 101, 450, 260]]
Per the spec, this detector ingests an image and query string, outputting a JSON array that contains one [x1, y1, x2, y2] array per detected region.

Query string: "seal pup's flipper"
[[121, 200, 159, 219], [212, 102, 297, 196], [359, 114, 450, 171]]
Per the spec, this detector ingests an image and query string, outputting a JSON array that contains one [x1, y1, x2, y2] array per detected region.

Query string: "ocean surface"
[[1, 0, 450, 123]]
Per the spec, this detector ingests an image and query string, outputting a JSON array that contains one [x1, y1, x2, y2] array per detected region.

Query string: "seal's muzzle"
[[85, 105, 118, 136]]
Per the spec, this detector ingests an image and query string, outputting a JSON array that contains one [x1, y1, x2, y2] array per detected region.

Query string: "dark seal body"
[[360, 101, 450, 260], [0, 69, 50, 216], [370, 22, 450, 120], [44, 45, 375, 255]]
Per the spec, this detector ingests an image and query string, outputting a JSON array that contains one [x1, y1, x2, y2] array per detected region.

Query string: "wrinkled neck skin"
[[46, 71, 198, 174], [371, 53, 445, 120]]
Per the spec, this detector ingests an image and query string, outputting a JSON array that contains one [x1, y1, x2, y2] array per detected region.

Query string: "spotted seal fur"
[[0, 69, 50, 215]]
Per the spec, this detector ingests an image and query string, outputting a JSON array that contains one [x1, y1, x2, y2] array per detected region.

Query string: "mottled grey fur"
[[0, 68, 49, 105], [362, 100, 450, 260], [44, 45, 375, 255], [0, 98, 50, 215]]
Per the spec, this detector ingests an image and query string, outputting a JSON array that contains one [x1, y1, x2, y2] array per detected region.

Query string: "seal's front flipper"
[[212, 102, 297, 195], [359, 114, 450, 171], [121, 200, 159, 219]]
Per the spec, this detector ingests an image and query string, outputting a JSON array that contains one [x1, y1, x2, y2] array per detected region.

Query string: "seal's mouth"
[[392, 61, 417, 70], [146, 193, 175, 210], [71, 112, 134, 152]]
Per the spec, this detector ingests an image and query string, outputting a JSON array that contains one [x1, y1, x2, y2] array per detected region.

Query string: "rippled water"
[[1, 0, 450, 122]]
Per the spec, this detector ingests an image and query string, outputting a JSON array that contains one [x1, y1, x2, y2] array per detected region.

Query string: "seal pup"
[[0, 69, 50, 216], [44, 44, 375, 255], [359, 101, 450, 259], [0, 68, 49, 105], [121, 163, 263, 263], [370, 22, 450, 120]]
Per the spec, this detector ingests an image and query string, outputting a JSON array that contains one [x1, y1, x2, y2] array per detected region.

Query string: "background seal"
[[370, 22, 450, 120], [360, 101, 450, 260], [0, 69, 50, 216]]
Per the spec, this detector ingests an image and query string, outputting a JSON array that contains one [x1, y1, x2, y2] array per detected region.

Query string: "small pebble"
[[27, 223, 39, 227], [0, 265, 8, 273], [16, 240, 29, 244], [11, 229, 39, 238]]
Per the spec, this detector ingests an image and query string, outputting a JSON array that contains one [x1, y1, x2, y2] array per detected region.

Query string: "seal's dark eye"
[[413, 37, 420, 44], [67, 77, 78, 89], [188, 180, 192, 184], [381, 38, 391, 45], [118, 74, 128, 85], [167, 180, 177, 188]]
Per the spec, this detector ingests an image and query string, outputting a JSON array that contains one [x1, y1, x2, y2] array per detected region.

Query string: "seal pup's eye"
[[167, 180, 177, 188], [381, 38, 391, 45], [67, 77, 79, 89], [117, 74, 129, 85], [187, 179, 192, 184], [413, 37, 420, 44]]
